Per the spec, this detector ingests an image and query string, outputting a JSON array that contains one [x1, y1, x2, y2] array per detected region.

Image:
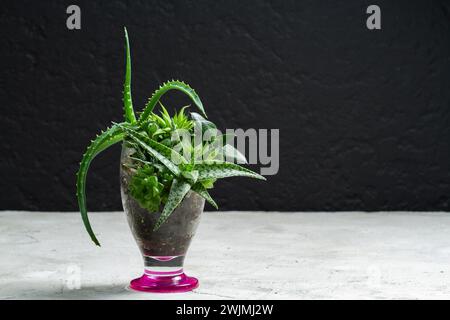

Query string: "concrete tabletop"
[[1, 211, 450, 300]]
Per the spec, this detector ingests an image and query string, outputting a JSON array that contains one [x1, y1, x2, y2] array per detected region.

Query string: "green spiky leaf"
[[76, 124, 125, 246], [117, 123, 188, 166], [182, 170, 199, 184], [192, 183, 218, 209], [195, 161, 266, 181], [123, 128, 181, 176], [138, 80, 206, 124], [123, 27, 136, 123], [172, 105, 193, 130], [154, 179, 192, 231]]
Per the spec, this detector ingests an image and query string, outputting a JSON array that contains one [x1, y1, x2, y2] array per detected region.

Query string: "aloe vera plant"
[[76, 28, 265, 246]]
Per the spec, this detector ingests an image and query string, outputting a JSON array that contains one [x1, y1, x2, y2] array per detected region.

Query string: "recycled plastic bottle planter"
[[120, 147, 205, 293]]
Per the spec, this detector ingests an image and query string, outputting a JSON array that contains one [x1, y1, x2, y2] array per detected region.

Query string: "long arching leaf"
[[138, 80, 206, 124], [123, 27, 136, 123], [76, 124, 124, 246]]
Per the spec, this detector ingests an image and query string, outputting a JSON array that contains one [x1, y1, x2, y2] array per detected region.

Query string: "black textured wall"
[[1, 1, 449, 211]]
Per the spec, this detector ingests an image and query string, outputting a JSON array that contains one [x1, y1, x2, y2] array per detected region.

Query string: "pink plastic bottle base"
[[129, 272, 199, 293]]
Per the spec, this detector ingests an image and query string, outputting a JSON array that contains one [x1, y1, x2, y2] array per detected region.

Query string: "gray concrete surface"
[[1, 211, 450, 300]]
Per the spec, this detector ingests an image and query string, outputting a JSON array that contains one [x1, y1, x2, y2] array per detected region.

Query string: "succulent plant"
[[76, 28, 265, 246]]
